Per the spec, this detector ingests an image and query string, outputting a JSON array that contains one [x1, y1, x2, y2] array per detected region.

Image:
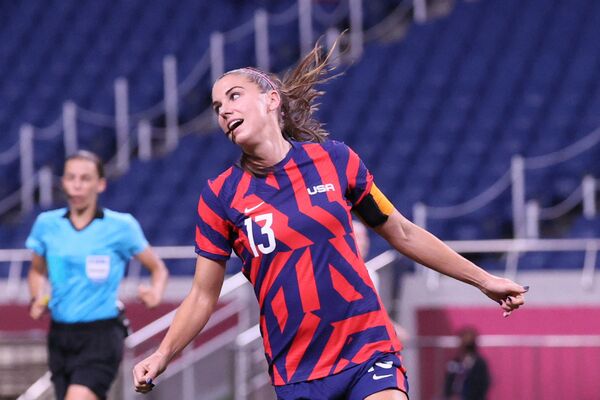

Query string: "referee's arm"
[[27, 253, 49, 319], [135, 246, 169, 308]]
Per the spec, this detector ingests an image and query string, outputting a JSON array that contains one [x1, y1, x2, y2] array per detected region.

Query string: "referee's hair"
[[65, 150, 105, 178]]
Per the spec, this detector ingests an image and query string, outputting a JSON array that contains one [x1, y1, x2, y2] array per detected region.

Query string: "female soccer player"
[[27, 150, 169, 400], [132, 42, 526, 400]]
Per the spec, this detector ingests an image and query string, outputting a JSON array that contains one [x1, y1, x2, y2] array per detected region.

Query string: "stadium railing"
[[9, 236, 600, 399], [119, 271, 256, 400], [2, 237, 598, 303], [0, 0, 414, 217], [413, 126, 600, 241]]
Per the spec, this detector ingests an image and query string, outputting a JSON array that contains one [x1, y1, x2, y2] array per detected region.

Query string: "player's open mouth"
[[227, 119, 243, 134]]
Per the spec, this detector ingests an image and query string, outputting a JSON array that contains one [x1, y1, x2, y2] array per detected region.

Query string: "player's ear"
[[267, 89, 281, 112], [97, 178, 107, 194]]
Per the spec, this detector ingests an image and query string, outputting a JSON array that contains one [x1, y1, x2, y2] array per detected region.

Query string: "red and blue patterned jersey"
[[195, 140, 401, 385]]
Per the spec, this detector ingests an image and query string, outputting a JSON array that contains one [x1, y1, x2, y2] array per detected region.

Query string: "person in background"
[[444, 327, 491, 400], [133, 39, 526, 400], [27, 150, 169, 400]]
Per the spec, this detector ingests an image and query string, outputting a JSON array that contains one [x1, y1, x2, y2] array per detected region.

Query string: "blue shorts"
[[274, 352, 409, 400]]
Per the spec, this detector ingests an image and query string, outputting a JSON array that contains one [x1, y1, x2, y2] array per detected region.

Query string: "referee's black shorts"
[[48, 318, 126, 400]]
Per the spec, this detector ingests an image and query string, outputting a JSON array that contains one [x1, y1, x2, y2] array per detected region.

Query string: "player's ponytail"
[[222, 36, 343, 175], [278, 38, 341, 143]]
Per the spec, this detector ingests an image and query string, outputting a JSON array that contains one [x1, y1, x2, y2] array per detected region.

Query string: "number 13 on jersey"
[[244, 213, 276, 256]]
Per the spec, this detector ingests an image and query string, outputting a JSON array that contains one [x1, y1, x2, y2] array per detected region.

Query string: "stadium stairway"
[[0, 337, 47, 400]]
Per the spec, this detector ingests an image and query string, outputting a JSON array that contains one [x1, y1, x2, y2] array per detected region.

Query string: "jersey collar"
[[62, 207, 104, 220], [62, 207, 105, 231]]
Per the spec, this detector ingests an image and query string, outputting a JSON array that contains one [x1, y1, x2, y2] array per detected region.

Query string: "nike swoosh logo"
[[372, 374, 393, 381], [244, 202, 264, 213], [375, 361, 394, 369]]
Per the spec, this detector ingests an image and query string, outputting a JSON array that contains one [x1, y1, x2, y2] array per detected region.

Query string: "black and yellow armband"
[[352, 183, 395, 227]]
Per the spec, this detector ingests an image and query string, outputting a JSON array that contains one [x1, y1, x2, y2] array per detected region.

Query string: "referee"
[[26, 150, 169, 400]]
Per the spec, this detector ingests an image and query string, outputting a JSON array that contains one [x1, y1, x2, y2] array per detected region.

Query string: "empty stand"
[[0, 0, 598, 272]]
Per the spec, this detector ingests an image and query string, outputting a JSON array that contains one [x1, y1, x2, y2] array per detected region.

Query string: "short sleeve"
[[25, 215, 46, 256], [120, 215, 149, 258], [195, 182, 233, 260], [332, 141, 374, 207]]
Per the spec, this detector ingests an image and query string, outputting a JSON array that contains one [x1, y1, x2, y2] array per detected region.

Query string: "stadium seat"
[[0, 0, 598, 274]]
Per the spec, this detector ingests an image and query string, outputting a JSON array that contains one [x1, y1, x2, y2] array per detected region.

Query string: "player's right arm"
[[132, 255, 226, 393], [27, 254, 49, 320]]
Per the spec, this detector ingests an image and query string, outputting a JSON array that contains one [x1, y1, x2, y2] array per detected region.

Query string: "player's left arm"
[[135, 247, 169, 308], [27, 253, 50, 319], [355, 184, 527, 315]]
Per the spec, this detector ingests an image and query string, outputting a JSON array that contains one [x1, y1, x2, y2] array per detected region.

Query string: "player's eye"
[[230, 92, 240, 101]]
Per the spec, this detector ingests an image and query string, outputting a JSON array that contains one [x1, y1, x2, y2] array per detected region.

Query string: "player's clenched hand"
[[133, 351, 168, 393], [478, 275, 528, 317], [137, 284, 162, 308]]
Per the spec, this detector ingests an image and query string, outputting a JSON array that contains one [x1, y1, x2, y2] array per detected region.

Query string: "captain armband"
[[351, 183, 395, 227]]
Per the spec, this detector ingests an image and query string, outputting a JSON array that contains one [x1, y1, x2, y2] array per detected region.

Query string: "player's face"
[[62, 158, 106, 211], [211, 74, 275, 146]]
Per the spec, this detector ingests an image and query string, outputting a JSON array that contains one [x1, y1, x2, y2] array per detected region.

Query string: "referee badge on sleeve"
[[86, 255, 111, 282]]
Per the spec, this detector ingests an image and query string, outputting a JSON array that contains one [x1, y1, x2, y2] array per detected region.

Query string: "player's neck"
[[243, 136, 291, 168]]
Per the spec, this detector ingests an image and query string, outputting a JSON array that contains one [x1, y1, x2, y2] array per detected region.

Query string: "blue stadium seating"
[[0, 0, 598, 273]]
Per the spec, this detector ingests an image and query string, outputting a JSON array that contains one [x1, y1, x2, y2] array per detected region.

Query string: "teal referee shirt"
[[26, 208, 149, 323]]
